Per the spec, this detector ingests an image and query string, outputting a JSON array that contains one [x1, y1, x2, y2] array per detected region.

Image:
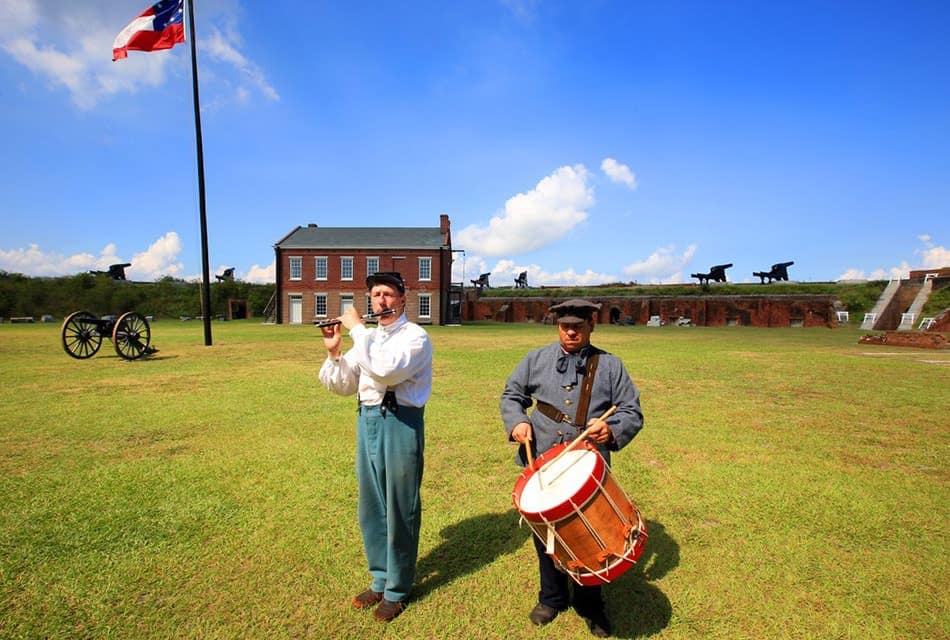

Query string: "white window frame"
[[418, 293, 431, 319], [418, 256, 432, 281], [315, 256, 328, 281], [365, 293, 372, 314], [314, 293, 328, 318], [289, 256, 302, 281], [341, 256, 354, 281], [366, 256, 379, 277]]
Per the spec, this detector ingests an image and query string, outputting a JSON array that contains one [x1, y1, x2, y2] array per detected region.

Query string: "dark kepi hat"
[[366, 271, 405, 293], [549, 298, 601, 323]]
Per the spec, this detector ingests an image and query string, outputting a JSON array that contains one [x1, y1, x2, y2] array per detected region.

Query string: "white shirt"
[[318, 314, 433, 408]]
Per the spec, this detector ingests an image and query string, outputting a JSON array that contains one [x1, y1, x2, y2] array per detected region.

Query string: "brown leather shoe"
[[351, 589, 383, 609], [373, 599, 407, 622]]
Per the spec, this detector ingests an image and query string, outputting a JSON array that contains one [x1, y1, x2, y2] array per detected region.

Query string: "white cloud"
[[836, 265, 909, 281], [0, 0, 178, 110], [203, 26, 279, 103], [455, 164, 594, 257], [601, 157, 637, 189], [0, 0, 276, 110], [837, 235, 947, 281], [456, 255, 617, 288], [244, 261, 275, 284], [918, 235, 950, 269], [0, 0, 40, 40], [0, 232, 185, 280], [0, 241, 121, 276], [622, 244, 698, 284], [127, 232, 184, 280]]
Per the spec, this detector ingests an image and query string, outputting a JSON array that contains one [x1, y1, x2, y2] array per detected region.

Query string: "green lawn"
[[1, 320, 947, 639]]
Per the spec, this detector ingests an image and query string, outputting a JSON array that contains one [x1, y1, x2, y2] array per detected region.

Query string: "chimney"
[[307, 223, 318, 228], [440, 214, 451, 245]]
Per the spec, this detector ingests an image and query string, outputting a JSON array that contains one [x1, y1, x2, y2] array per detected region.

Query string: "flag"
[[112, 0, 185, 61]]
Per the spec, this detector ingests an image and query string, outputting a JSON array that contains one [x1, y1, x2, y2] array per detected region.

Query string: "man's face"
[[370, 284, 404, 325], [557, 318, 593, 353]]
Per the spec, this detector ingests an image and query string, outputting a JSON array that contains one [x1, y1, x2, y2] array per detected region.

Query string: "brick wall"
[[278, 248, 445, 324]]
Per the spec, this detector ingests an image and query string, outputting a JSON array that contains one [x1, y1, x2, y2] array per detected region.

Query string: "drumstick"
[[524, 433, 534, 467], [539, 405, 617, 475]]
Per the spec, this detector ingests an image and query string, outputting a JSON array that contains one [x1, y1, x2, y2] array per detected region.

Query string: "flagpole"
[[184, 0, 213, 346]]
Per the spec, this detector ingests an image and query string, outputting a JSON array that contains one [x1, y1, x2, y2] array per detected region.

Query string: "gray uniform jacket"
[[500, 342, 643, 466]]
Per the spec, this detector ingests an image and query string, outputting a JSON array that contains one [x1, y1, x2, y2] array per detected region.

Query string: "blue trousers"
[[356, 404, 425, 602]]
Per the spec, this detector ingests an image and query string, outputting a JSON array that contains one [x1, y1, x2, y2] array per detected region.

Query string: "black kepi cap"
[[549, 298, 601, 323], [366, 271, 405, 293]]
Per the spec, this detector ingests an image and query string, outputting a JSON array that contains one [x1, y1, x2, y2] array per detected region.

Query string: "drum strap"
[[534, 353, 600, 428], [573, 352, 600, 429]]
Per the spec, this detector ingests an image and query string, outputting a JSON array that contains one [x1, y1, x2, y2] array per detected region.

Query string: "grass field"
[[1, 319, 947, 639]]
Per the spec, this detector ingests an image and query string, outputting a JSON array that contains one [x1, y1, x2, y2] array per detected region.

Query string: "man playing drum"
[[501, 299, 643, 637]]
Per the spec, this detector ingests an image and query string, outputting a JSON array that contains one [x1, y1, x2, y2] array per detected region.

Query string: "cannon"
[[90, 262, 132, 280], [691, 263, 732, 285], [61, 311, 156, 360], [753, 261, 794, 283], [470, 272, 491, 291], [514, 271, 528, 288]]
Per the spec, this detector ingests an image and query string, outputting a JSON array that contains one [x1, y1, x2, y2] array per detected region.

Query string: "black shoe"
[[529, 603, 560, 626], [577, 607, 612, 637]]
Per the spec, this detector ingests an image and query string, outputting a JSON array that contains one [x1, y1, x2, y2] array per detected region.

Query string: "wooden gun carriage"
[[61, 311, 155, 360]]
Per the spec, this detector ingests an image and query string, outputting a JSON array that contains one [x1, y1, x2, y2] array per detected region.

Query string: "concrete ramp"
[[900, 277, 934, 330], [862, 279, 901, 329]]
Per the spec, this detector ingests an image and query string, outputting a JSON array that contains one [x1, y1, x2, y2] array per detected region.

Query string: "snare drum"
[[512, 441, 647, 586]]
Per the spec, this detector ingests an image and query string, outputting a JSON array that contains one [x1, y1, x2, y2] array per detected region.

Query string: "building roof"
[[275, 225, 448, 250]]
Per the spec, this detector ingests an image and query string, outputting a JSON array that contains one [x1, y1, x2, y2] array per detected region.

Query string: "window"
[[367, 257, 379, 277], [315, 256, 328, 280], [418, 256, 432, 281], [314, 293, 327, 318], [289, 256, 302, 281], [365, 294, 372, 314], [418, 293, 431, 319], [341, 256, 353, 281]]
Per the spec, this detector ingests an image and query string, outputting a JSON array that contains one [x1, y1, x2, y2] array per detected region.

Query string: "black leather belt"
[[535, 400, 575, 425]]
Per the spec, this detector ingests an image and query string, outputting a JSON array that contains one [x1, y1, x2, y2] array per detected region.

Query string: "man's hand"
[[320, 322, 342, 359], [511, 422, 533, 445], [585, 418, 614, 445], [340, 306, 363, 331]]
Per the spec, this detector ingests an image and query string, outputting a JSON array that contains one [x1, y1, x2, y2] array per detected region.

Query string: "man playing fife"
[[318, 272, 433, 622], [500, 299, 643, 638]]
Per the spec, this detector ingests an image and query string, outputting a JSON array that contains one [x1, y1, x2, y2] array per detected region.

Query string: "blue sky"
[[1, 0, 948, 286]]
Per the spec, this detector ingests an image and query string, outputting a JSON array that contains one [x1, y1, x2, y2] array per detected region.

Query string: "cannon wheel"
[[113, 312, 151, 360], [61, 311, 103, 359]]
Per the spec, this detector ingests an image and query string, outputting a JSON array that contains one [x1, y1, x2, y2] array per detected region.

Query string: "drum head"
[[516, 448, 604, 521]]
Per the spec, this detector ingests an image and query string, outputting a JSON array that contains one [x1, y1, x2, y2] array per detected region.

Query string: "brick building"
[[272, 215, 456, 325]]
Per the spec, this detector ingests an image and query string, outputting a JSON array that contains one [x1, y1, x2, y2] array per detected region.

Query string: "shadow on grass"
[[412, 514, 677, 637], [414, 509, 529, 601], [607, 519, 677, 638]]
